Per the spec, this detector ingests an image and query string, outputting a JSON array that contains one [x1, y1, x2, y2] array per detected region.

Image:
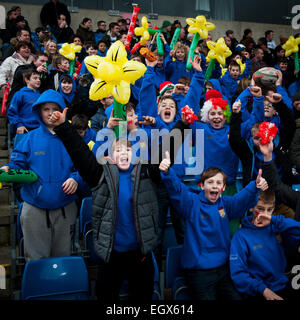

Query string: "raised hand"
[[49, 107, 68, 127], [190, 54, 202, 72], [249, 85, 262, 97], [138, 116, 156, 126], [159, 151, 171, 173], [256, 169, 268, 191], [107, 109, 123, 130], [232, 99, 241, 113], [266, 92, 282, 104], [258, 138, 274, 162]]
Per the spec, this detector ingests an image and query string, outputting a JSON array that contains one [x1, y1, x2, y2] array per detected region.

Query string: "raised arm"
[[260, 140, 300, 221], [51, 109, 103, 188]]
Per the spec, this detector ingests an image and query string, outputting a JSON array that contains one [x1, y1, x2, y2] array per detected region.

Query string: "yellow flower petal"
[[106, 40, 128, 66], [84, 55, 104, 78], [112, 80, 131, 105], [121, 61, 147, 84], [89, 79, 114, 101]]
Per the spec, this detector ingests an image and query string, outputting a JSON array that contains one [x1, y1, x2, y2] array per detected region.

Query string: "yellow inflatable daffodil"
[[282, 36, 300, 57], [236, 58, 246, 74], [206, 38, 232, 66], [134, 16, 150, 45], [85, 41, 146, 105], [59, 42, 82, 61], [221, 66, 227, 78], [186, 15, 215, 39]]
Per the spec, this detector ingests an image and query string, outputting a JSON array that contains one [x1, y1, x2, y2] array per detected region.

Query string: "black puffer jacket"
[[54, 121, 161, 263]]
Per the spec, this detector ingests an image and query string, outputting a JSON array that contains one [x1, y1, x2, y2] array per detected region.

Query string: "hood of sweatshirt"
[[32, 89, 66, 129], [58, 74, 76, 104]]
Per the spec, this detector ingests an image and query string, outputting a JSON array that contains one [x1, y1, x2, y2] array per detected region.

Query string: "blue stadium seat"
[[79, 197, 92, 235], [292, 184, 300, 191], [21, 256, 89, 300], [161, 209, 178, 255], [165, 245, 190, 300]]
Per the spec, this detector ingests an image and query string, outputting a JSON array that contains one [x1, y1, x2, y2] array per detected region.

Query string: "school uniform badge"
[[218, 207, 226, 218]]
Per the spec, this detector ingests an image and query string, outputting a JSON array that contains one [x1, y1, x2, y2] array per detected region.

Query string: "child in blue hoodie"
[[2, 90, 83, 261], [230, 189, 300, 300], [159, 151, 268, 300], [219, 60, 251, 104], [8, 69, 41, 135], [165, 42, 192, 84]]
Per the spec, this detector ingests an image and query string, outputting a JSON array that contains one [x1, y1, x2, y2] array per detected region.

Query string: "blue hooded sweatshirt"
[[230, 215, 300, 296], [8, 89, 83, 210], [8, 87, 41, 133], [288, 80, 300, 99], [161, 167, 259, 269], [114, 164, 139, 252]]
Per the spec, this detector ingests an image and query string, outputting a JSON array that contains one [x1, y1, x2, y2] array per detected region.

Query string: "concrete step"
[[0, 187, 9, 204], [0, 204, 11, 226], [0, 150, 8, 158], [0, 117, 6, 129]]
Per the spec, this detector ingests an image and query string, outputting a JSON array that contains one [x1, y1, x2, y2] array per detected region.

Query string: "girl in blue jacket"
[[230, 189, 300, 300], [2, 90, 83, 261]]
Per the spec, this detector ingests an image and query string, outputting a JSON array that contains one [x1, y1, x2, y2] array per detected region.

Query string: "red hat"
[[205, 89, 222, 101], [159, 81, 174, 96]]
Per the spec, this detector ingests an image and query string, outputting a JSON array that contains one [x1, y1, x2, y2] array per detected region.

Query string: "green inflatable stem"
[[186, 33, 200, 71], [113, 99, 127, 138], [170, 28, 181, 50], [205, 59, 216, 81], [69, 59, 75, 76], [148, 28, 164, 56], [294, 52, 299, 78], [0, 169, 38, 183]]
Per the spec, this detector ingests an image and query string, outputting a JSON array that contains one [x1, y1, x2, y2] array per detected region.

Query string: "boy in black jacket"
[[49, 107, 162, 302]]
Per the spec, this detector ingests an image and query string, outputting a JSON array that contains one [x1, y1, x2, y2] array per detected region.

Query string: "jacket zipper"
[[107, 165, 118, 261]]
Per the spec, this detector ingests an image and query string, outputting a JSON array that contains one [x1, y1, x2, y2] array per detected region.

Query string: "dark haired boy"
[[8, 69, 41, 134], [219, 59, 251, 104], [230, 189, 300, 301], [159, 151, 268, 300]]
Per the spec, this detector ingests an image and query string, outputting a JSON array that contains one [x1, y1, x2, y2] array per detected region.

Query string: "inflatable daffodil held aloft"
[[186, 15, 215, 71], [205, 38, 232, 81], [131, 16, 150, 54], [282, 36, 300, 77], [59, 42, 82, 75], [85, 41, 146, 137]]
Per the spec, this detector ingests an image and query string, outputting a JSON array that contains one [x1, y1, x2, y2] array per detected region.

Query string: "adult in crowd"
[[265, 30, 276, 50], [3, 29, 33, 60], [94, 20, 107, 43], [251, 47, 267, 75], [0, 41, 34, 88], [40, 0, 71, 29], [102, 22, 120, 47], [76, 18, 94, 44], [51, 14, 74, 44]]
